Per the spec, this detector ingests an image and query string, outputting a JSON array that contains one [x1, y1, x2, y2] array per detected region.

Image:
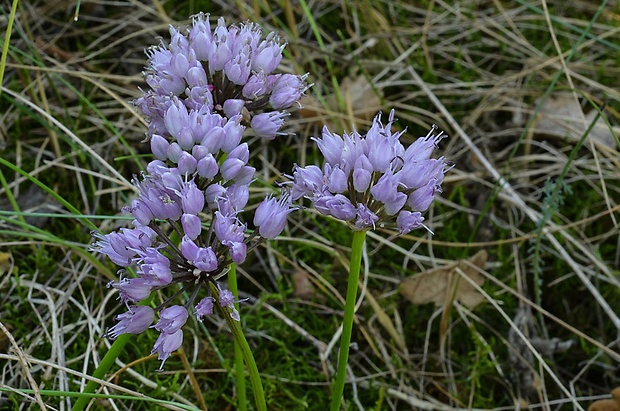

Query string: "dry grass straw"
[[0, 0, 618, 409]]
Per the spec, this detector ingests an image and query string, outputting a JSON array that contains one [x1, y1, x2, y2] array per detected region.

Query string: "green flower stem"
[[72, 334, 132, 411], [227, 264, 247, 411], [209, 282, 266, 411], [330, 230, 367, 411], [73, 294, 154, 411]]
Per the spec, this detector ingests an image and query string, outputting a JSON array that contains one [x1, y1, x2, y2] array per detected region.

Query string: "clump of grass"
[[1, 0, 619, 409]]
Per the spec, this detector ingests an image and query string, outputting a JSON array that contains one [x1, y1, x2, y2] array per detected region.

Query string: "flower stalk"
[[72, 334, 132, 411], [209, 282, 266, 411], [329, 230, 366, 410], [73, 294, 154, 411], [228, 264, 247, 411]]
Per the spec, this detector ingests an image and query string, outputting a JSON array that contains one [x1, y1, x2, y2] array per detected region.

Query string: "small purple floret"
[[107, 306, 155, 339]]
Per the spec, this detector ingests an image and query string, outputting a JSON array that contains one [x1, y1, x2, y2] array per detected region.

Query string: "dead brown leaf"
[[334, 73, 383, 121], [532, 92, 619, 149], [587, 387, 620, 411], [399, 250, 488, 309], [291, 270, 315, 300]]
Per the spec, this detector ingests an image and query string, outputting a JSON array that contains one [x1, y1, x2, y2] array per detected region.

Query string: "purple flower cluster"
[[291, 110, 452, 234], [92, 15, 303, 368], [135, 13, 309, 141]]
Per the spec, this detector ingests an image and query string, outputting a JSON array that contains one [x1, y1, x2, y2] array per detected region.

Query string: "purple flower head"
[[254, 192, 295, 239], [153, 305, 189, 334], [180, 236, 218, 272], [403, 124, 444, 163], [221, 143, 250, 181], [219, 288, 241, 321], [101, 13, 313, 370], [214, 211, 245, 243], [130, 175, 182, 223], [164, 98, 190, 139], [195, 296, 215, 320], [189, 13, 213, 61], [205, 183, 227, 209], [211, 183, 250, 215], [396, 210, 425, 235], [214, 211, 247, 263], [180, 180, 205, 214], [152, 329, 183, 369], [181, 213, 202, 240], [231, 165, 256, 185], [232, 22, 260, 54], [106, 306, 155, 339], [135, 246, 169, 266], [352, 155, 373, 193], [408, 179, 442, 212], [314, 194, 357, 221], [224, 51, 252, 85], [196, 152, 219, 179], [250, 111, 289, 140], [219, 288, 236, 309], [291, 110, 449, 233], [355, 204, 379, 230], [90, 227, 154, 267], [186, 66, 208, 87], [290, 165, 325, 201], [397, 157, 446, 190], [146, 160, 170, 177], [252, 32, 284, 73], [242, 72, 277, 99], [340, 132, 365, 175], [325, 165, 348, 194], [136, 13, 308, 145], [314, 126, 344, 166], [166, 142, 183, 163], [177, 151, 198, 175], [228, 241, 247, 264], [108, 277, 152, 304], [228, 184, 251, 211], [369, 171, 407, 215], [269, 73, 310, 110], [223, 99, 245, 117], [221, 115, 245, 152], [161, 168, 184, 192], [151, 134, 170, 161], [227, 142, 250, 163], [137, 249, 172, 286], [176, 127, 194, 151]]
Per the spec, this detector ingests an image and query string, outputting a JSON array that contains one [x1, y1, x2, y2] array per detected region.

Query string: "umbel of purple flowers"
[[91, 14, 304, 368], [135, 12, 309, 142], [291, 110, 452, 233]]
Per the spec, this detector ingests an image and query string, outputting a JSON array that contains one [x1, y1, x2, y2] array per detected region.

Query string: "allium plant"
[[291, 110, 451, 409], [81, 14, 307, 411]]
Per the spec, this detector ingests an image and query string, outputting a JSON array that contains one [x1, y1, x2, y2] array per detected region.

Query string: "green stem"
[[228, 264, 247, 411], [209, 282, 266, 411], [72, 294, 154, 411], [330, 230, 367, 411], [72, 334, 132, 411]]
